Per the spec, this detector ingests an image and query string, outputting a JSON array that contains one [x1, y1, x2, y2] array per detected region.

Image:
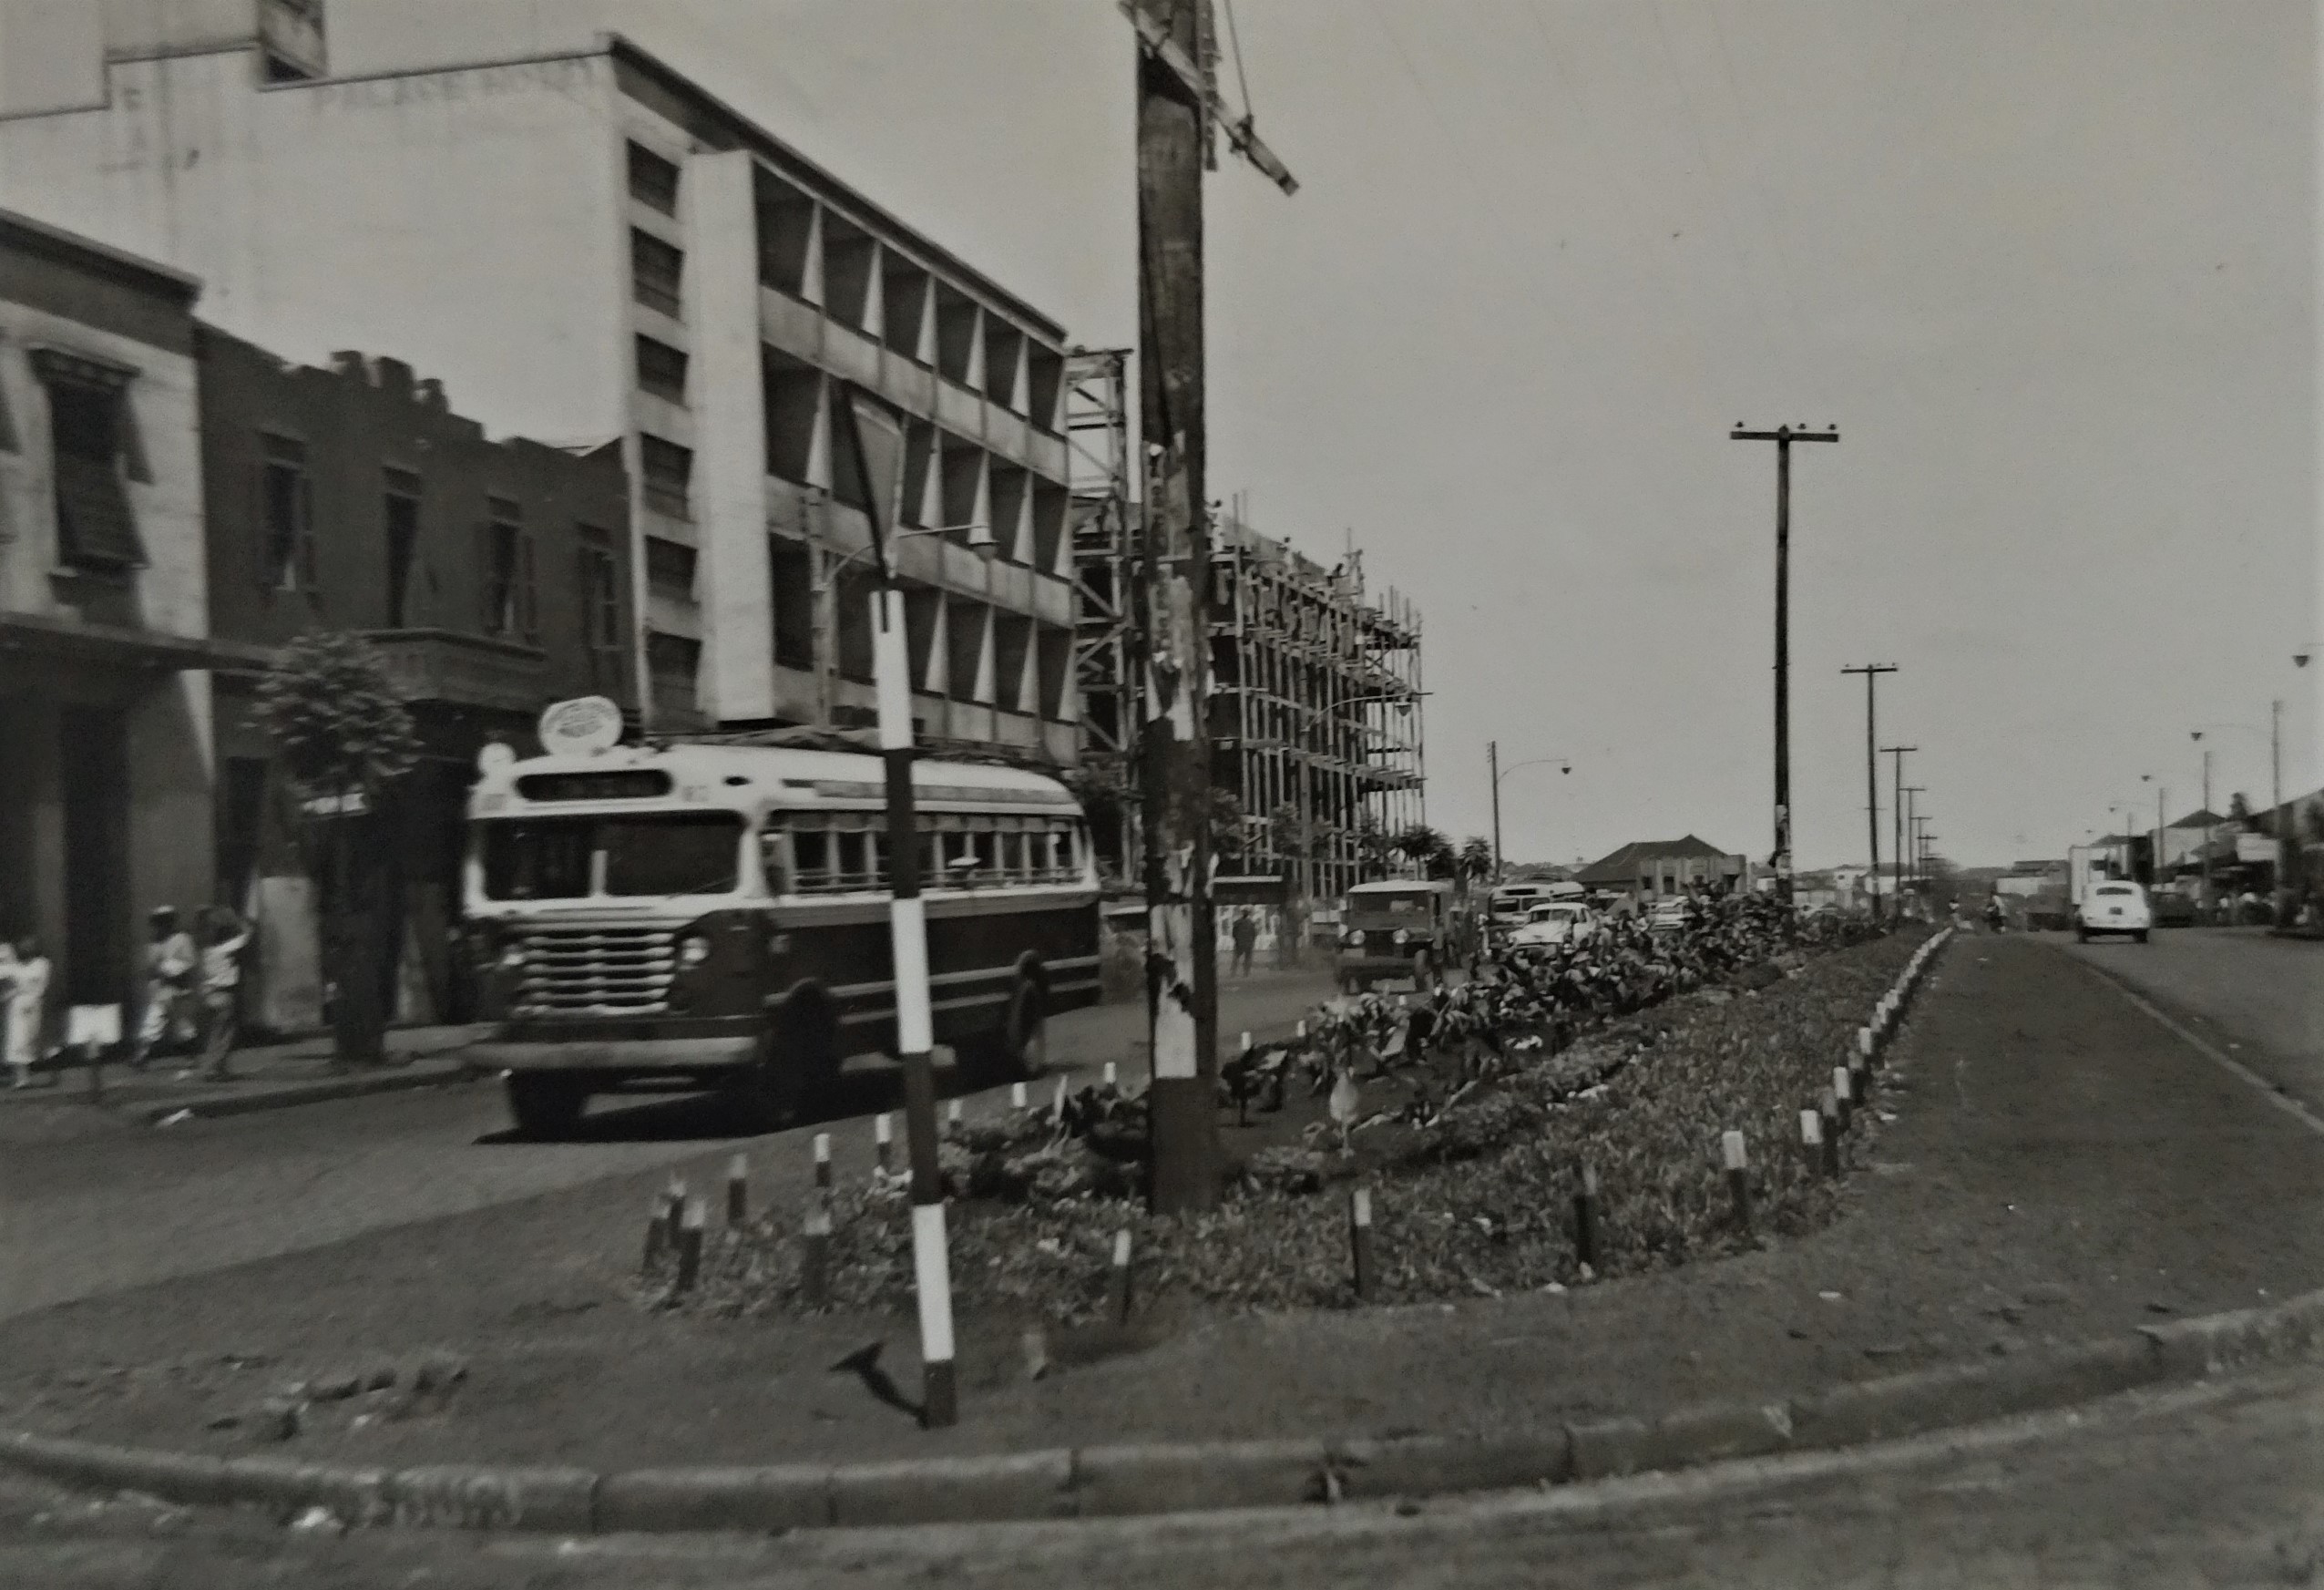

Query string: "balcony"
[[359, 630, 555, 714]]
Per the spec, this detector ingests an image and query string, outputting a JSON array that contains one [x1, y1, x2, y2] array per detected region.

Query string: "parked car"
[[2074, 880, 2152, 943], [1644, 898, 1695, 934], [2149, 889, 2197, 928], [1508, 900, 1596, 949]]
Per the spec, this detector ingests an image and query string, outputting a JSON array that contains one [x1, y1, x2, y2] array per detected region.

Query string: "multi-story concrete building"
[[199, 328, 635, 1031], [0, 4, 1080, 764], [0, 206, 260, 1011]]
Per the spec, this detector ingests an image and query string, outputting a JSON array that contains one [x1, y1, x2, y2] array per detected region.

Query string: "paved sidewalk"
[[3, 1025, 490, 1123]]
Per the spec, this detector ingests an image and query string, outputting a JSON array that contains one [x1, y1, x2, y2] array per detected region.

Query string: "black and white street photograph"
[[0, 2, 2319, 1584]]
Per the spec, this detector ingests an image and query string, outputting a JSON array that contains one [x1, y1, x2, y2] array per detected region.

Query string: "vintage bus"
[[461, 736, 1101, 1135]]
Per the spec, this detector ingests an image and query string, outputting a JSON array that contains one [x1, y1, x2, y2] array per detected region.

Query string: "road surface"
[[0, 971, 1336, 1321], [2, 1360, 2319, 1587], [2058, 927, 2324, 1113]]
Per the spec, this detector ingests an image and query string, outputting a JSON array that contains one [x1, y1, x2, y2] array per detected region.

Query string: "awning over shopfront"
[[0, 610, 275, 675]]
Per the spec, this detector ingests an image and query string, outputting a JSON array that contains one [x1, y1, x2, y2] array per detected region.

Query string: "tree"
[[1457, 836, 1496, 886], [1353, 816, 1396, 878], [1209, 787, 1247, 867], [1392, 823, 1456, 880], [252, 632, 420, 1062]]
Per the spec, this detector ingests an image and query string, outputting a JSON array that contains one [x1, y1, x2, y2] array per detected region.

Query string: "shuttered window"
[[257, 432, 316, 594], [47, 380, 142, 571]]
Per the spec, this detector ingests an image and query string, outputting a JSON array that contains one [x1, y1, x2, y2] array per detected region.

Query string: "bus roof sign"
[[538, 696, 624, 757]]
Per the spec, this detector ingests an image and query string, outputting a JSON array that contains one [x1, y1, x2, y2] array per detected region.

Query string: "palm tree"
[[1392, 823, 1456, 880], [1457, 836, 1496, 885]]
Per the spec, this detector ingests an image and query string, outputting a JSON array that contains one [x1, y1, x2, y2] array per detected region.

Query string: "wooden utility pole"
[[1125, 0, 1295, 1214], [1842, 664, 1896, 919], [1881, 744, 1916, 921], [1902, 785, 1925, 897], [1730, 425, 1839, 904]]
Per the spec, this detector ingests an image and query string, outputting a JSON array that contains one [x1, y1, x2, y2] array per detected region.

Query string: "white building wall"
[[684, 146, 773, 722], [0, 47, 630, 450]]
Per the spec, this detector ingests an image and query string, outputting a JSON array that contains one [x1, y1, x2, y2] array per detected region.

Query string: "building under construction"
[[1068, 350, 1426, 901]]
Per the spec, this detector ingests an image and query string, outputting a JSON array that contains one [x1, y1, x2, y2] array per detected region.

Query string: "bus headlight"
[[497, 942, 527, 973], [1392, 928, 1411, 947], [678, 934, 712, 969], [1340, 927, 1361, 946]]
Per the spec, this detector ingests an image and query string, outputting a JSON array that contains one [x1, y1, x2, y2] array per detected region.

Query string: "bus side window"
[[1070, 823, 1090, 877], [758, 827, 791, 897], [1000, 827, 1027, 880], [793, 824, 831, 892], [970, 823, 998, 881]]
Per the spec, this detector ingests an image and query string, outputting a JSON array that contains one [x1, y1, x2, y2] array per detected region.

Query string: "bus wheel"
[[507, 1072, 588, 1138]]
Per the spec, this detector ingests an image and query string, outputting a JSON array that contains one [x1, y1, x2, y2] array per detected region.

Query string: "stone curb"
[[128, 1061, 480, 1124], [4, 1282, 2320, 1536]]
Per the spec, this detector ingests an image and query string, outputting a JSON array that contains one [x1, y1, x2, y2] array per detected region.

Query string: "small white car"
[[1645, 898, 1695, 934], [1509, 901, 1596, 949], [2075, 881, 2152, 943]]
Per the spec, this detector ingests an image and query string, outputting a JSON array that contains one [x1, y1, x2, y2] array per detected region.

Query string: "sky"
[[335, 0, 2321, 872]]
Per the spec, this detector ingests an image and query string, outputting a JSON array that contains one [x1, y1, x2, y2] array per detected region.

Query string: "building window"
[[768, 537, 814, 671], [640, 435, 692, 519], [480, 498, 536, 641], [635, 335, 688, 405], [627, 141, 681, 216], [630, 230, 683, 318], [578, 527, 623, 688], [646, 630, 700, 685], [643, 534, 696, 601], [45, 375, 144, 572], [383, 467, 420, 628], [258, 432, 316, 593]]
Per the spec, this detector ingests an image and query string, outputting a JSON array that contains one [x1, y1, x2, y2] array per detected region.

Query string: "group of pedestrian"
[[0, 935, 51, 1090], [135, 904, 251, 1080]]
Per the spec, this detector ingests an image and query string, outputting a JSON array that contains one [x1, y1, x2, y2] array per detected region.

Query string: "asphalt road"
[[0, 970, 1336, 1322], [4, 1359, 2319, 1587], [2057, 926, 2324, 1113]]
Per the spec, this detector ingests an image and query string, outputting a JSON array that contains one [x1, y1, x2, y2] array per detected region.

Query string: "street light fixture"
[[811, 525, 998, 731], [1485, 744, 1573, 889]]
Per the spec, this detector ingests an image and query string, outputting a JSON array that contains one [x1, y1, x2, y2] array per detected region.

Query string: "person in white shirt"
[[197, 908, 251, 1081], [133, 907, 199, 1069], [4, 937, 49, 1089]]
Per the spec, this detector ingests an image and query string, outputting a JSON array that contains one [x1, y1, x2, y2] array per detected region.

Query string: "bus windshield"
[[480, 813, 745, 899]]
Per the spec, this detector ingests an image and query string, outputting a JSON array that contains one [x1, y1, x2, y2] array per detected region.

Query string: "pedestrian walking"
[[132, 906, 198, 1069], [1, 937, 45, 1089], [197, 907, 251, 1081], [1230, 908, 1257, 978]]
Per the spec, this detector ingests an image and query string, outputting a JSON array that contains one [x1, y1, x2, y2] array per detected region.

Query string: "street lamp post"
[[1483, 746, 1572, 951]]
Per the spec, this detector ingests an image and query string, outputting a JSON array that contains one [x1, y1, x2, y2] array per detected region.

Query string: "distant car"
[[2075, 881, 2152, 943], [1509, 901, 1596, 949], [1644, 898, 1695, 934], [2149, 890, 2197, 928]]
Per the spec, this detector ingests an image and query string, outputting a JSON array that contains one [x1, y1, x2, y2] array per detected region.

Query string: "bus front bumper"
[[474, 1017, 759, 1074]]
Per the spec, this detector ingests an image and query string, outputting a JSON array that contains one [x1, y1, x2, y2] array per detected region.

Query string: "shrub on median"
[[658, 927, 1930, 1326]]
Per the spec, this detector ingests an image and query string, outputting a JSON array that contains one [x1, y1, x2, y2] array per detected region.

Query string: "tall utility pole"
[[1842, 664, 1897, 918], [1730, 424, 1840, 904], [1488, 741, 1503, 883], [1125, 0, 1295, 1214], [1881, 744, 1916, 922], [1902, 785, 1926, 896], [2194, 736, 2214, 909]]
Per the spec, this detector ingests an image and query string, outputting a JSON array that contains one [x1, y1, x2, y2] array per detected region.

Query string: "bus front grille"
[[512, 924, 678, 1015]]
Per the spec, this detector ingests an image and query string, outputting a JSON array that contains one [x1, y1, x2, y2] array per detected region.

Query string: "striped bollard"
[[642, 1195, 670, 1270], [1052, 1076, 1069, 1123], [1858, 1026, 1876, 1067], [673, 1196, 705, 1297], [1350, 1185, 1377, 1301], [1008, 1082, 1028, 1112], [946, 1099, 963, 1135], [1107, 1228, 1133, 1325], [664, 1180, 688, 1252], [1572, 1162, 1602, 1274], [874, 1112, 894, 1175], [725, 1153, 749, 1225], [802, 1133, 833, 1308], [1833, 1065, 1854, 1137], [1819, 1090, 1842, 1175], [1102, 1062, 1118, 1091], [1800, 1108, 1827, 1178], [1722, 1130, 1753, 1235]]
